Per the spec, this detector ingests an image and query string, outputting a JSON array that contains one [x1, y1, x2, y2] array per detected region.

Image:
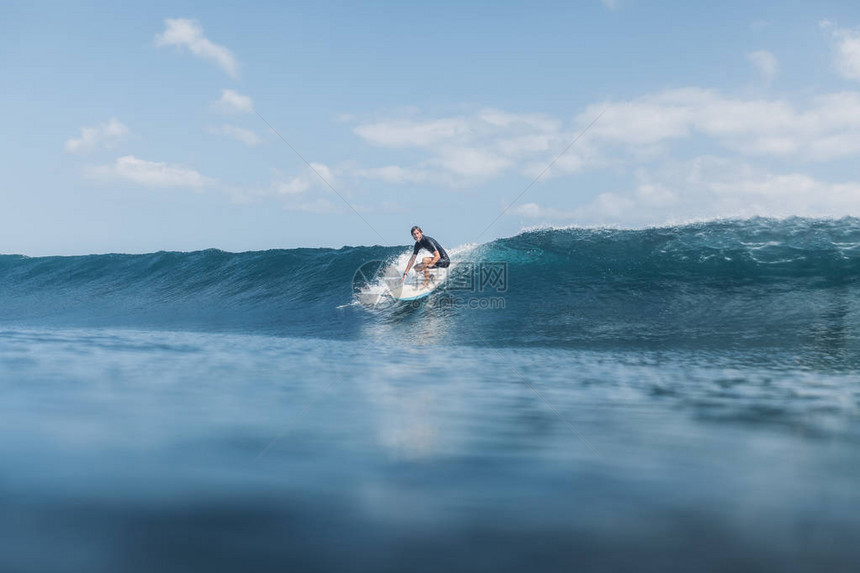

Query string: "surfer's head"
[[411, 226, 423, 240]]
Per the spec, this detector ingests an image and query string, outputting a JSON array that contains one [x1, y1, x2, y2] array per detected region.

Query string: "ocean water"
[[1, 217, 859, 572]]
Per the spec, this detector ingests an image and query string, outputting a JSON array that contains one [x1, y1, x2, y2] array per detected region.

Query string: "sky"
[[2, 0, 860, 255]]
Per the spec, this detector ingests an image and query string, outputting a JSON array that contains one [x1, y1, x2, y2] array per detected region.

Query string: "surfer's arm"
[[403, 254, 417, 278]]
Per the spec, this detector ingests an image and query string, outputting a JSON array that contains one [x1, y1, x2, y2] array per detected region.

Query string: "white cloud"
[[477, 109, 560, 132], [226, 164, 342, 213], [347, 85, 860, 197], [496, 133, 555, 156], [64, 118, 129, 154], [155, 18, 239, 79], [748, 50, 778, 83], [353, 165, 434, 185], [433, 146, 512, 179], [274, 176, 311, 195], [513, 157, 860, 226], [806, 132, 860, 159], [207, 124, 262, 146], [355, 117, 470, 148], [212, 89, 254, 114], [352, 108, 564, 185], [821, 21, 860, 82], [86, 155, 215, 189], [521, 149, 596, 179], [575, 88, 860, 163], [350, 89, 860, 187], [512, 202, 578, 219]]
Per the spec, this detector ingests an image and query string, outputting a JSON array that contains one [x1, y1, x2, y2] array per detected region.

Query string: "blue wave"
[[2, 217, 859, 352]]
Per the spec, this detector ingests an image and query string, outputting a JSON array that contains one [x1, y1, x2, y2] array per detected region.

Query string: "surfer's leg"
[[421, 257, 432, 286]]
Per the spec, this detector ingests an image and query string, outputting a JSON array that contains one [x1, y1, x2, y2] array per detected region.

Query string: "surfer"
[[402, 226, 450, 287]]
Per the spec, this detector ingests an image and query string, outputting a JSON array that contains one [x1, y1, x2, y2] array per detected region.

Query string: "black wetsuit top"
[[413, 235, 449, 262]]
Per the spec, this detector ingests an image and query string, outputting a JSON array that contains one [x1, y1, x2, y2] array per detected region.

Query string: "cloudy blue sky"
[[3, 0, 860, 255]]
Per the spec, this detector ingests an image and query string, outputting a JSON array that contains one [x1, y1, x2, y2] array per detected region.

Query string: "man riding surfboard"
[[402, 226, 450, 287]]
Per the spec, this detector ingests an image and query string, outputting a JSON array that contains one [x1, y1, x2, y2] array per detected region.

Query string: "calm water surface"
[[1, 326, 859, 572]]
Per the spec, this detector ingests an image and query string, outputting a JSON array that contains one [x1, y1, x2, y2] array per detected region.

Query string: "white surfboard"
[[390, 268, 448, 301]]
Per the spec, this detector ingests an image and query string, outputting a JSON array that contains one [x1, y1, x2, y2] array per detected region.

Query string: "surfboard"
[[390, 269, 447, 301]]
